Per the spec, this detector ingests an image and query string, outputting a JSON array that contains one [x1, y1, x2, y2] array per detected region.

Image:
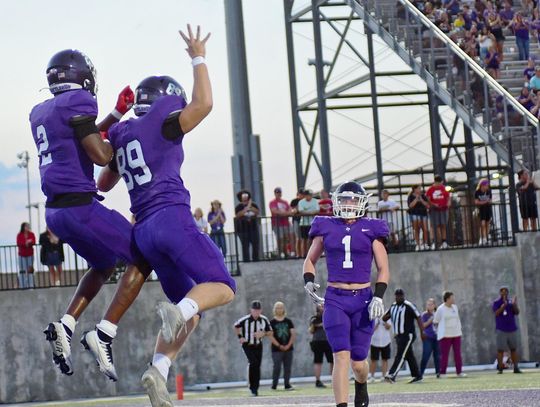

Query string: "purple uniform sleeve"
[[57, 90, 98, 120], [373, 219, 390, 241], [308, 216, 326, 238]]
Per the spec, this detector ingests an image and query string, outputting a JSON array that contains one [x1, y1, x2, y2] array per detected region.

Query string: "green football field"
[[13, 369, 540, 406]]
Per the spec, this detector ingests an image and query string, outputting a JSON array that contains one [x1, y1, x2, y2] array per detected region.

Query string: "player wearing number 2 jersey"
[[303, 181, 390, 407], [30, 49, 151, 381], [97, 25, 236, 407]]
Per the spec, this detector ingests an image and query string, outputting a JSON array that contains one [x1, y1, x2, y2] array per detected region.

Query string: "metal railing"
[[0, 239, 240, 291], [346, 0, 540, 170]]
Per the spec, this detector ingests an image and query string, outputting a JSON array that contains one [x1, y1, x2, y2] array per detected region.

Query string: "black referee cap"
[[395, 288, 404, 295], [251, 300, 262, 309]]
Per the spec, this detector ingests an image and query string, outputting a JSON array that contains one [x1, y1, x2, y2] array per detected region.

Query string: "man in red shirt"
[[426, 175, 451, 249], [269, 187, 293, 257], [318, 189, 333, 216], [16, 222, 36, 288]]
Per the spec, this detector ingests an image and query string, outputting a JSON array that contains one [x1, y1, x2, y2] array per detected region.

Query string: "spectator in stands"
[[488, 11, 505, 60], [517, 86, 536, 111], [297, 190, 319, 257], [443, 0, 460, 16], [420, 298, 440, 378], [492, 286, 522, 374], [426, 175, 451, 249], [485, 43, 501, 79], [208, 200, 227, 257], [408, 185, 430, 251], [318, 189, 333, 216], [522, 0, 535, 17], [270, 301, 296, 390], [516, 169, 539, 231], [16, 222, 35, 289], [512, 12, 530, 61], [369, 317, 392, 383], [40, 227, 64, 286], [523, 58, 536, 84], [193, 207, 208, 234], [235, 190, 260, 261], [433, 291, 466, 378], [269, 187, 293, 258], [529, 66, 540, 93], [475, 178, 493, 245], [309, 304, 333, 388], [378, 189, 400, 248], [531, 8, 540, 43], [290, 190, 305, 258], [499, 1, 515, 28], [479, 27, 495, 65]]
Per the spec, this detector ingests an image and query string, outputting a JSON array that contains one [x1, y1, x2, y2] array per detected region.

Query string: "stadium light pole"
[[26, 202, 42, 235], [17, 151, 32, 228]]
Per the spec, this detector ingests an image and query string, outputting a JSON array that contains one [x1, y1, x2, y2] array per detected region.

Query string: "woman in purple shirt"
[[420, 298, 440, 378], [208, 200, 227, 257], [512, 13, 530, 61]]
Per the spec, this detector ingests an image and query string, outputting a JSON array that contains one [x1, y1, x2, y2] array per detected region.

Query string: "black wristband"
[[374, 282, 387, 298], [237, 334, 243, 339], [303, 273, 315, 284]]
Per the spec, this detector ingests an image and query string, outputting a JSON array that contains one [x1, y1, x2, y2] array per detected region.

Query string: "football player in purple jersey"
[[303, 181, 390, 407], [97, 25, 236, 406], [30, 49, 152, 380]]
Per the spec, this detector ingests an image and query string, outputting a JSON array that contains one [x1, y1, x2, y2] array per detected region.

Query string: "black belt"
[[327, 286, 371, 296], [46, 192, 102, 208]]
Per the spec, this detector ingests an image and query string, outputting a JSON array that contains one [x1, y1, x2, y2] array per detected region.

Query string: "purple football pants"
[[323, 286, 375, 361], [45, 199, 139, 271], [134, 204, 236, 304]]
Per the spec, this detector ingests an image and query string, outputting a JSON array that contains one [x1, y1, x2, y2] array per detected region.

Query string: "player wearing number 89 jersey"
[[303, 181, 390, 407], [98, 25, 236, 407]]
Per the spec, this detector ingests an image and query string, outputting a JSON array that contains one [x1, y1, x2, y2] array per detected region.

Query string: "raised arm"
[[178, 25, 213, 134]]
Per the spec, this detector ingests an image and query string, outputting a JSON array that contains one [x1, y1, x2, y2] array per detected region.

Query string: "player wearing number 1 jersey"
[[97, 25, 235, 407], [30, 49, 151, 380], [303, 181, 390, 407]]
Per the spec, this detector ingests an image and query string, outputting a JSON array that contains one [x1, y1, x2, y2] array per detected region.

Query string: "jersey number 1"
[[116, 140, 152, 191], [342, 235, 353, 269]]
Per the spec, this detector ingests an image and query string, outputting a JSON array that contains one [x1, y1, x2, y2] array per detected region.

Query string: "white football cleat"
[[157, 302, 187, 343], [43, 322, 73, 376], [141, 365, 173, 407], [81, 330, 118, 382]]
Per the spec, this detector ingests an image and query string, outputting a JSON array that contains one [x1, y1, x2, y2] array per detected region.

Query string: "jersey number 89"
[[116, 140, 152, 191]]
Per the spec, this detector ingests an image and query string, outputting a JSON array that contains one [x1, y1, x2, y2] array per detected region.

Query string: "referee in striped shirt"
[[234, 300, 273, 396], [382, 288, 424, 383]]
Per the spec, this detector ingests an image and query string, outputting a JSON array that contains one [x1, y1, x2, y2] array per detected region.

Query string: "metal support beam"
[[428, 89, 445, 178], [463, 123, 476, 193], [366, 26, 383, 195], [284, 0, 305, 189], [224, 0, 265, 211], [312, 0, 332, 191]]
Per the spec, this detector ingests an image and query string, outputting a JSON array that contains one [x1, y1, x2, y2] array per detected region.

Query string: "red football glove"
[[100, 131, 109, 140], [115, 85, 135, 115]]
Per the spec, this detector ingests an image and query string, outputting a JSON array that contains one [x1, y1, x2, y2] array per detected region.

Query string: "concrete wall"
[[1, 234, 538, 403]]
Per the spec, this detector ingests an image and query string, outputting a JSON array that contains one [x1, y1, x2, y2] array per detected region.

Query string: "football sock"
[[60, 314, 76, 338], [337, 403, 347, 407], [96, 320, 118, 343], [355, 380, 368, 407], [152, 353, 171, 380], [176, 298, 199, 321]]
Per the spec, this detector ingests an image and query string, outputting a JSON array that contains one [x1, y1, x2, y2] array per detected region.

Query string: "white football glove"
[[304, 281, 325, 305], [368, 297, 384, 321]]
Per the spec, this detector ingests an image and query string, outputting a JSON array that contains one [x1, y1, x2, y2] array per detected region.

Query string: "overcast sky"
[[0, 0, 448, 244]]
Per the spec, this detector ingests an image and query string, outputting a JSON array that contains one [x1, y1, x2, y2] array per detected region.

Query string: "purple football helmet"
[[332, 181, 371, 219], [133, 76, 187, 116], [47, 49, 97, 96]]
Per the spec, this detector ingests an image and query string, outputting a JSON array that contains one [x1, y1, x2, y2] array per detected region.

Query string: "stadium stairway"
[[344, 0, 540, 170]]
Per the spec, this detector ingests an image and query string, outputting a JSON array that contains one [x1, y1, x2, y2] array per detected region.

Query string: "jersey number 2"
[[37, 125, 52, 167], [342, 235, 353, 269], [116, 140, 152, 191]]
